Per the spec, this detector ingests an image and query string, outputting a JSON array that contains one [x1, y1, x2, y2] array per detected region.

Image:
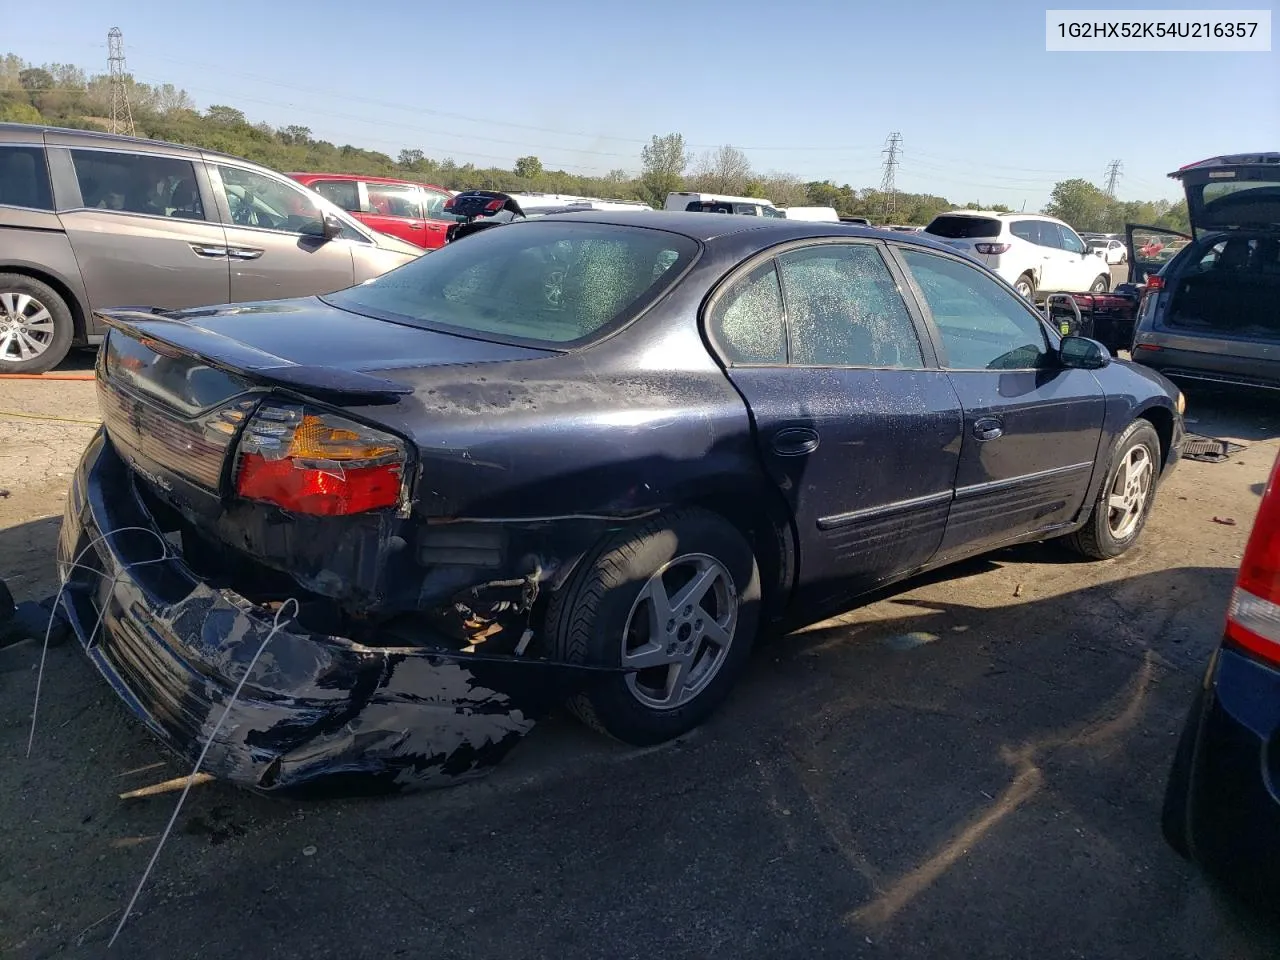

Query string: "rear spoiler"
[[97, 309, 413, 406]]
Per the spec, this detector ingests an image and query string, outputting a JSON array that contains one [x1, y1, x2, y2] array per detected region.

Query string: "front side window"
[[1059, 226, 1086, 254], [366, 182, 424, 219], [707, 259, 786, 364], [0, 145, 54, 211], [310, 179, 360, 212], [325, 221, 696, 345], [216, 165, 362, 240], [776, 243, 924, 368], [70, 149, 205, 220], [901, 249, 1051, 370]]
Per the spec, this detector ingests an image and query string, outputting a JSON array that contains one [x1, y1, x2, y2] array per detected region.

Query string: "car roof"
[[0, 121, 247, 162], [521, 210, 983, 259], [289, 171, 449, 190]]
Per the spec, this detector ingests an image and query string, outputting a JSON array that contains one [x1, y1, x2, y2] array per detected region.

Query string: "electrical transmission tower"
[[107, 27, 135, 137], [1103, 159, 1123, 198], [879, 132, 902, 219]]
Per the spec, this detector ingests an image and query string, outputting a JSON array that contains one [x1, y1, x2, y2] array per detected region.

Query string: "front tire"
[[1065, 419, 1161, 560], [546, 508, 761, 746], [1090, 274, 1110, 293], [0, 274, 73, 374]]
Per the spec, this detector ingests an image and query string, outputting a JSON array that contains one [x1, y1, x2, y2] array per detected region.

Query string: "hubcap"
[[1015, 280, 1032, 298], [1106, 444, 1154, 540], [0, 291, 55, 363], [621, 553, 738, 710]]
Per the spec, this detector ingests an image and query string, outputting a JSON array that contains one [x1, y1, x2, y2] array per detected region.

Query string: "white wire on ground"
[[107, 597, 299, 949], [28, 525, 171, 758]]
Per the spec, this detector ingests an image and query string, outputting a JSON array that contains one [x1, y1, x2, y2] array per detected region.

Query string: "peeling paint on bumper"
[[57, 431, 621, 796]]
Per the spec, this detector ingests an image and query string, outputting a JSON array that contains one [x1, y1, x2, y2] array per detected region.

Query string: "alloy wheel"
[[621, 553, 739, 710], [0, 291, 55, 363], [1107, 444, 1154, 540]]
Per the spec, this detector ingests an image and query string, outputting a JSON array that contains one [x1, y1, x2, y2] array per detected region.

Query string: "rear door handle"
[[227, 247, 263, 260], [973, 417, 1003, 441], [772, 426, 820, 457], [406, 222, 425, 229]]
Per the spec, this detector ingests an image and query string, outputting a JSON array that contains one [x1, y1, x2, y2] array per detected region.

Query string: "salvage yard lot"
[[3, 368, 1280, 959]]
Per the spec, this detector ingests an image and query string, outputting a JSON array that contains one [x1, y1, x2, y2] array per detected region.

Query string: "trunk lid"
[[1172, 153, 1280, 239]]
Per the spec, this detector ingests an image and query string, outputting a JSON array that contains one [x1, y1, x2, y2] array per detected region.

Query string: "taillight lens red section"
[[974, 242, 1011, 255], [1147, 275, 1165, 291], [1225, 452, 1280, 664], [484, 199, 505, 213], [234, 403, 407, 516]]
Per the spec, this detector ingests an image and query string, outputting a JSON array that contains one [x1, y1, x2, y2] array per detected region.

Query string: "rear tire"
[[1161, 686, 1206, 860], [0, 273, 73, 375], [1090, 274, 1110, 293], [546, 507, 761, 746], [1065, 419, 1161, 560], [1014, 272, 1036, 300]]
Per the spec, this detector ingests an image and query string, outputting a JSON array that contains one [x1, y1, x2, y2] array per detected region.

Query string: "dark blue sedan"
[[59, 212, 1185, 793]]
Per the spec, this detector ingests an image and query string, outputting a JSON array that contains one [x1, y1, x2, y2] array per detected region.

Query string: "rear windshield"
[[1197, 179, 1280, 230], [325, 221, 697, 345], [925, 215, 1001, 239]]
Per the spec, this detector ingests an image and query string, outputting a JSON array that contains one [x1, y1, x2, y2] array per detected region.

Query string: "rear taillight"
[[1225, 453, 1280, 664], [974, 242, 1011, 255], [1147, 276, 1165, 291], [483, 199, 505, 213], [234, 403, 407, 516]]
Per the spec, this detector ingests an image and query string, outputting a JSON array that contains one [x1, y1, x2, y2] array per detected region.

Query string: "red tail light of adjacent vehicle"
[[1147, 276, 1165, 291], [234, 403, 407, 517], [974, 243, 1011, 255], [1225, 453, 1280, 665]]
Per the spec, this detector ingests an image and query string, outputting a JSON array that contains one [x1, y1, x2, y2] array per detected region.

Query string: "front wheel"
[[0, 273, 73, 374], [546, 508, 761, 745], [1065, 419, 1162, 560], [1090, 274, 1110, 293]]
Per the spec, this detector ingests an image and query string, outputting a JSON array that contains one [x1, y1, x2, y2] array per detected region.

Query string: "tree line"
[[1, 53, 1189, 232]]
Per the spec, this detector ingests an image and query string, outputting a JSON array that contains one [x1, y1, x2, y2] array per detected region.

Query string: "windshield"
[[325, 221, 697, 345], [925, 215, 1001, 239]]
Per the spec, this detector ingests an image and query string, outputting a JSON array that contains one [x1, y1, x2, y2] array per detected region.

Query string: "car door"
[[362, 181, 431, 248], [893, 245, 1106, 560], [705, 239, 963, 607], [53, 144, 230, 311], [1126, 224, 1193, 284], [420, 186, 456, 249], [208, 161, 357, 302], [1031, 220, 1076, 292], [1057, 223, 1106, 289]]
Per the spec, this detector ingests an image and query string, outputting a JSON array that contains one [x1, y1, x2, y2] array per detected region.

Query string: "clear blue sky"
[[15, 0, 1279, 209]]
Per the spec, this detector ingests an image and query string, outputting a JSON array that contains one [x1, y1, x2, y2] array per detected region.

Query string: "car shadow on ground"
[[1182, 386, 1280, 445], [4, 540, 1279, 958]]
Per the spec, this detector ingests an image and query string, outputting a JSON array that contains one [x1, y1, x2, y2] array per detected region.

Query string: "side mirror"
[[1060, 335, 1111, 369]]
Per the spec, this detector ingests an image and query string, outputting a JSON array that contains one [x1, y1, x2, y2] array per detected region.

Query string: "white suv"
[[923, 211, 1112, 300]]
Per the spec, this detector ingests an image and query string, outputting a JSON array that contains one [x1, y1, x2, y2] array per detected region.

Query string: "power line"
[[880, 132, 902, 219], [106, 27, 135, 138], [1104, 159, 1123, 198]]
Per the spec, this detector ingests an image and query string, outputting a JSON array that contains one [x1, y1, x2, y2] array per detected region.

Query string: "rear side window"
[[925, 215, 1000, 239], [1009, 220, 1044, 244], [310, 179, 359, 212], [708, 260, 786, 364], [326, 221, 697, 345], [776, 243, 924, 368], [423, 188, 453, 220], [0, 145, 53, 211], [367, 182, 424, 219], [70, 149, 205, 220]]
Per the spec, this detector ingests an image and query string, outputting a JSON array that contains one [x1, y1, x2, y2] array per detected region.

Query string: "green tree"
[[639, 133, 689, 207], [206, 104, 247, 126], [514, 155, 543, 179], [0, 100, 41, 123], [1043, 178, 1113, 232]]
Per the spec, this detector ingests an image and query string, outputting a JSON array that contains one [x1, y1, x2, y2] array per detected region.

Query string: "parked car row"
[[0, 123, 422, 373]]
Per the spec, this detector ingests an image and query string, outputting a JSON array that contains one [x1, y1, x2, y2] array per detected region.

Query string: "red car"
[[289, 173, 456, 249]]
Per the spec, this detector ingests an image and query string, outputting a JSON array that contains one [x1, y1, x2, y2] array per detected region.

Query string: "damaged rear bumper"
[[56, 431, 618, 795]]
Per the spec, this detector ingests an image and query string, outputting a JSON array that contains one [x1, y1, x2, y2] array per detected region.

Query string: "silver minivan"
[[0, 124, 423, 373]]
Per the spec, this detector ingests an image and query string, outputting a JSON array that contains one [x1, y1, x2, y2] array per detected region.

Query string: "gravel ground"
[[2, 369, 1279, 960]]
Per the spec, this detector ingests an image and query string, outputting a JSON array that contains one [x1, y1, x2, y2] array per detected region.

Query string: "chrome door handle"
[[227, 247, 263, 260], [973, 417, 1003, 441], [189, 243, 228, 258]]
